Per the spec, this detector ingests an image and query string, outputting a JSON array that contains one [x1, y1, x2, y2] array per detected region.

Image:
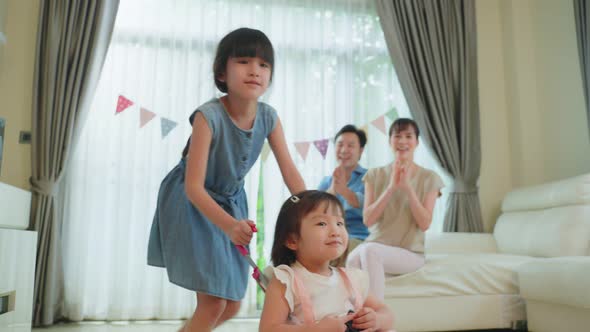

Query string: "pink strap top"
[[291, 267, 363, 325]]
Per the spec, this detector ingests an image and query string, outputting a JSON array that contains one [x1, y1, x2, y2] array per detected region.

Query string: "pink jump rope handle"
[[236, 225, 267, 290], [236, 244, 250, 256], [236, 223, 257, 256]]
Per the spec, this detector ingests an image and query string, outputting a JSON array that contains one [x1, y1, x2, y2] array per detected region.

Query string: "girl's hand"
[[352, 307, 378, 331], [315, 313, 354, 332], [228, 220, 255, 245]]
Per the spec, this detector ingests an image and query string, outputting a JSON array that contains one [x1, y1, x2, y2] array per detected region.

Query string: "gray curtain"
[[574, 0, 590, 137], [30, 0, 119, 325], [375, 0, 483, 232]]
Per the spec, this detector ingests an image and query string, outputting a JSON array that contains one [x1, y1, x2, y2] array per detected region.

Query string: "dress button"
[[242, 156, 247, 162], [246, 132, 252, 138]]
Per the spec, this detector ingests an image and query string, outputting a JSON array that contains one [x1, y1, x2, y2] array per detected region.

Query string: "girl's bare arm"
[[268, 119, 306, 194]]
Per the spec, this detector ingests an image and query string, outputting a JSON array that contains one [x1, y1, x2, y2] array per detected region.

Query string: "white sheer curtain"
[[62, 0, 448, 321]]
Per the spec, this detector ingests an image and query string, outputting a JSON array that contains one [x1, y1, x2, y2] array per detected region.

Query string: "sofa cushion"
[[426, 232, 498, 254], [494, 173, 590, 258], [517, 256, 590, 309], [494, 205, 590, 257], [501, 173, 590, 212], [384, 253, 537, 298]]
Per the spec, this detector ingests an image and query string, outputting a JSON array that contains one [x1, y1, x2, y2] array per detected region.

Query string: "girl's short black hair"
[[213, 27, 275, 93], [271, 190, 344, 267], [388, 118, 420, 138], [334, 124, 367, 148]]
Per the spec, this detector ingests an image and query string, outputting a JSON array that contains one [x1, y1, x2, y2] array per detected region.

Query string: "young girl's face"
[[220, 56, 271, 100], [288, 202, 348, 264]]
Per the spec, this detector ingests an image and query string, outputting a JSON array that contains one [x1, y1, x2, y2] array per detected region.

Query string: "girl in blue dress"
[[147, 28, 306, 331]]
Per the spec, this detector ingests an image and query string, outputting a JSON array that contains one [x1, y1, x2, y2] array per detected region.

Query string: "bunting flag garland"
[[114, 93, 403, 159], [294, 142, 311, 161], [261, 142, 271, 162], [160, 118, 178, 138], [139, 107, 156, 128], [386, 107, 398, 121], [371, 115, 387, 135], [115, 95, 134, 114], [289, 108, 401, 161], [114, 94, 181, 139], [313, 139, 329, 159]]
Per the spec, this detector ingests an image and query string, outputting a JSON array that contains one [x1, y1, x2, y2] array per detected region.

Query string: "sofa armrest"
[[517, 256, 590, 309], [425, 232, 498, 254]]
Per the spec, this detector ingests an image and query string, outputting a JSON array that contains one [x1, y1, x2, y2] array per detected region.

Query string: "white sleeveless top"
[[266, 261, 369, 324]]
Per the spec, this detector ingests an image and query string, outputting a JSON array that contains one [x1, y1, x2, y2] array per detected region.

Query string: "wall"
[[476, 0, 512, 232], [530, 0, 590, 181], [0, 0, 39, 190], [476, 0, 590, 231]]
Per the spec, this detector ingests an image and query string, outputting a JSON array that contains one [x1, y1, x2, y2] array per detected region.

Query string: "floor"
[[32, 319, 258, 332], [33, 320, 517, 332]]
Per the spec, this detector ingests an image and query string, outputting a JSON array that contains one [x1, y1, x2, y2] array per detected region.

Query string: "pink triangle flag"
[[115, 95, 134, 114], [294, 142, 311, 161], [371, 115, 387, 135], [313, 139, 329, 159], [139, 107, 156, 128]]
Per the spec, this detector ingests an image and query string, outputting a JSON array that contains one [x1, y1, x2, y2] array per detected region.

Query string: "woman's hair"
[[213, 27, 275, 93], [271, 190, 344, 267], [334, 124, 367, 148], [388, 118, 420, 138]]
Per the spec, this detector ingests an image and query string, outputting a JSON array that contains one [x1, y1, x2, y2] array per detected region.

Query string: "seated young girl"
[[259, 190, 394, 332]]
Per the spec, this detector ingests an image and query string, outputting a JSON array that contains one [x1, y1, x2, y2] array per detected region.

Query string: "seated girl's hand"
[[315, 313, 354, 332], [352, 307, 377, 331], [228, 220, 255, 245]]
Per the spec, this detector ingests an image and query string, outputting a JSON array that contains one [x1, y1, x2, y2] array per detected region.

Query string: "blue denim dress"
[[147, 98, 277, 300]]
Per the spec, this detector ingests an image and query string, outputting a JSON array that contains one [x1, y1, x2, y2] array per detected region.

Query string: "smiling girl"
[[259, 190, 394, 332], [147, 28, 305, 332]]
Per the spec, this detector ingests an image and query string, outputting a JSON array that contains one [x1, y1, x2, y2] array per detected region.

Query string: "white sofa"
[[0, 182, 36, 332], [383, 173, 590, 332], [517, 257, 590, 332]]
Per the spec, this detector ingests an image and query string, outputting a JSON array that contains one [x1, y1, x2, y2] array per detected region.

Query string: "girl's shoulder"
[[257, 100, 277, 114], [257, 101, 279, 127], [188, 98, 224, 125], [340, 266, 368, 280], [339, 267, 370, 300], [263, 264, 297, 311]]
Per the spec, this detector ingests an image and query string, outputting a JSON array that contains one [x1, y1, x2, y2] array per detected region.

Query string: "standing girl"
[[147, 28, 306, 332], [259, 190, 394, 332]]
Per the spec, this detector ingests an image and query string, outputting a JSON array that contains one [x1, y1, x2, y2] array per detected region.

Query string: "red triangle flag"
[[371, 115, 387, 135], [294, 142, 311, 161], [139, 107, 156, 128], [115, 95, 134, 114]]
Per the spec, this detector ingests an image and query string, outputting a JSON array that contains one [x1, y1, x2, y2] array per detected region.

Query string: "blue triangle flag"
[[160, 118, 178, 138]]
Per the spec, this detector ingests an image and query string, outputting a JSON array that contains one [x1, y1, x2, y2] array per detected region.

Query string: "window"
[[62, 0, 447, 321]]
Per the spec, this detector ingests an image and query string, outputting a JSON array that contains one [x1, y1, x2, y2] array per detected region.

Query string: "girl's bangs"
[[231, 40, 273, 64]]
